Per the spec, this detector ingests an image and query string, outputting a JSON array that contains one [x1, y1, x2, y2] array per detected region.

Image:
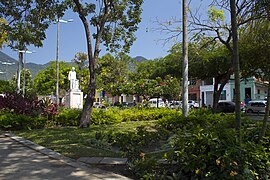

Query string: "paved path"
[[0, 134, 131, 180]]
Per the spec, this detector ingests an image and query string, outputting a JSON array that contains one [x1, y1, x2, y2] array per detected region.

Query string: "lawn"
[[6, 109, 270, 179], [15, 120, 157, 159]]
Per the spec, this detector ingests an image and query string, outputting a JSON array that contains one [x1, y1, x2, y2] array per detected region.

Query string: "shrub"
[[0, 111, 46, 130], [55, 109, 82, 126], [91, 108, 122, 125], [165, 128, 270, 179], [0, 93, 37, 115], [128, 113, 270, 179]]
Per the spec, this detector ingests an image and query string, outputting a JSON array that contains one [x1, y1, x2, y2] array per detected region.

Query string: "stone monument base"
[[66, 89, 83, 109]]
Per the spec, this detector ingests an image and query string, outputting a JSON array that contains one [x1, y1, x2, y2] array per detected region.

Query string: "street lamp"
[[55, 18, 73, 104], [19, 50, 35, 96]]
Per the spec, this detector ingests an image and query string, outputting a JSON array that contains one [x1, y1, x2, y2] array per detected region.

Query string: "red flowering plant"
[[0, 93, 40, 116]]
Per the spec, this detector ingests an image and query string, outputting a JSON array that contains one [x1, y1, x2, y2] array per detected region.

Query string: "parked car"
[[169, 101, 182, 109], [188, 100, 199, 108], [217, 101, 235, 113], [149, 98, 165, 108], [169, 100, 199, 109], [93, 102, 102, 108], [246, 100, 267, 113]]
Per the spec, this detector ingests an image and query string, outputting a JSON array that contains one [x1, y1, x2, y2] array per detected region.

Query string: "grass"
[[15, 120, 157, 159]]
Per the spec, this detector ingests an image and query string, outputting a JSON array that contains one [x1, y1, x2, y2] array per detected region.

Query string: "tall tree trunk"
[[182, 0, 189, 117], [73, 0, 94, 128], [80, 56, 96, 128], [230, 0, 241, 138], [260, 74, 270, 139], [259, 2, 270, 140], [212, 77, 228, 112]]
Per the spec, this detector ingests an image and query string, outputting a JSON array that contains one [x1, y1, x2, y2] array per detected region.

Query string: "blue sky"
[[2, 0, 209, 64]]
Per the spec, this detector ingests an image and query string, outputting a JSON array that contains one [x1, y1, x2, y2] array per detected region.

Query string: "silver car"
[[188, 100, 199, 108], [246, 100, 267, 113]]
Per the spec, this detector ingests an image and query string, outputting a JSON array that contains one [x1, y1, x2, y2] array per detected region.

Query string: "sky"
[[1, 0, 209, 65]]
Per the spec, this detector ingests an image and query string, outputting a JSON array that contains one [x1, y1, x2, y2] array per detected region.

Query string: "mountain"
[[129, 56, 148, 71], [0, 51, 148, 80], [133, 56, 147, 63], [0, 51, 48, 80]]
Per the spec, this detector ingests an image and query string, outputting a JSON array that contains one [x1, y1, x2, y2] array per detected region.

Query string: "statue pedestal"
[[66, 89, 83, 109]]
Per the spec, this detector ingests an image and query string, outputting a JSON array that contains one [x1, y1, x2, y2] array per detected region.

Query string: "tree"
[[0, 18, 8, 48], [34, 62, 71, 96], [230, 0, 241, 134], [68, 0, 143, 128], [240, 0, 270, 139], [97, 53, 132, 97], [0, 0, 65, 93], [0, 80, 15, 94], [156, 1, 262, 112]]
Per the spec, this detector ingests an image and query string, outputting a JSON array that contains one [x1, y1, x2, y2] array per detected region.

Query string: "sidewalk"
[[0, 133, 131, 180]]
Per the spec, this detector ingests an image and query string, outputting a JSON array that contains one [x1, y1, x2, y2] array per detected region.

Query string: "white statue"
[[68, 67, 78, 90]]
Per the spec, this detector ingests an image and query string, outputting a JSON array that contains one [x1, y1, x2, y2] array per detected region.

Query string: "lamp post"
[[19, 50, 34, 96], [55, 18, 73, 104]]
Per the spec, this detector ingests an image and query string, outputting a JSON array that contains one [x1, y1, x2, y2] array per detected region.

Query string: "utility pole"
[[17, 51, 23, 94], [55, 18, 73, 104], [19, 50, 34, 97], [56, 19, 60, 104], [182, 0, 189, 117]]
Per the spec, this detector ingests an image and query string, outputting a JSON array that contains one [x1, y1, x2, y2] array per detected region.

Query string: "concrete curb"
[[4, 133, 131, 180]]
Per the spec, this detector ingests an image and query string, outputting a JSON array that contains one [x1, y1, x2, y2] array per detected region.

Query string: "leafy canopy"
[[0, 0, 65, 48]]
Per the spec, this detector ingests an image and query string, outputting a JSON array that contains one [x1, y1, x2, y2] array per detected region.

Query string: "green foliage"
[[0, 111, 46, 130], [121, 108, 178, 122], [108, 125, 169, 162], [34, 61, 71, 96], [91, 108, 122, 125], [0, 0, 65, 48], [11, 69, 34, 96], [0, 80, 15, 93], [240, 21, 270, 78], [153, 114, 270, 179], [55, 108, 82, 126], [96, 53, 132, 96], [0, 18, 8, 48], [208, 6, 225, 22]]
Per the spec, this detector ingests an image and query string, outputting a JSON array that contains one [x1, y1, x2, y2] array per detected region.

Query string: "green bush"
[[127, 113, 270, 179], [55, 109, 82, 126], [0, 111, 47, 130], [165, 128, 269, 179], [90, 107, 178, 125], [120, 108, 179, 122], [91, 108, 122, 125]]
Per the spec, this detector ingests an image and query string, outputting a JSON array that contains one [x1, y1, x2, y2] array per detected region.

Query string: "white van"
[[149, 98, 165, 108], [246, 100, 267, 113]]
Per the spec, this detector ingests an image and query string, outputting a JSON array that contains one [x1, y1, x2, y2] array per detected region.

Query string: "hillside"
[[129, 56, 148, 71], [0, 51, 48, 80], [0, 51, 148, 80]]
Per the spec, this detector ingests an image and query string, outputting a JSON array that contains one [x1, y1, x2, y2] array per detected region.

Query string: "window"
[[220, 90, 226, 100], [257, 89, 260, 94], [189, 79, 196, 85]]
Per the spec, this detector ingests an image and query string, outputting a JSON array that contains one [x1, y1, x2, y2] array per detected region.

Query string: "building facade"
[[200, 77, 268, 107]]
